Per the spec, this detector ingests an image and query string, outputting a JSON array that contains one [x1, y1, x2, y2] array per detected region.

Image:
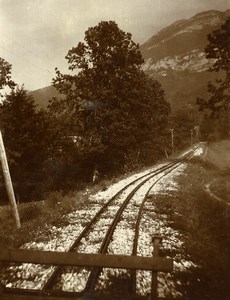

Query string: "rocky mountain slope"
[[141, 10, 230, 75], [140, 9, 230, 114]]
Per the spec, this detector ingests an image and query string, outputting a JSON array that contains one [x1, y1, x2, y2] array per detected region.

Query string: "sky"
[[0, 0, 229, 91]]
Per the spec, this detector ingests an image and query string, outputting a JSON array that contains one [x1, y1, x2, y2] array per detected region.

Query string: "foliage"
[[197, 18, 230, 139], [0, 86, 49, 200], [49, 21, 170, 180], [205, 18, 230, 74], [0, 57, 15, 96]]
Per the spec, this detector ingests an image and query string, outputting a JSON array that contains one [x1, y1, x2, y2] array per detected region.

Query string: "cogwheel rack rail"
[[0, 239, 172, 300]]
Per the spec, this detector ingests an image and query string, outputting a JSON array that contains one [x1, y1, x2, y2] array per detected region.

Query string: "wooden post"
[[151, 236, 162, 300], [164, 149, 168, 158], [0, 130, 21, 228], [190, 129, 193, 146], [194, 126, 199, 143], [170, 129, 174, 155]]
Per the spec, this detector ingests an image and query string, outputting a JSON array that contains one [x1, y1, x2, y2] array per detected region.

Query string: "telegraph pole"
[[190, 129, 193, 146], [0, 130, 21, 229], [169, 129, 174, 155], [194, 126, 199, 143]]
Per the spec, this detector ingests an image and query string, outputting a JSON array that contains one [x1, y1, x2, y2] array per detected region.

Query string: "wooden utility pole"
[[194, 126, 199, 143], [190, 129, 193, 146], [170, 128, 174, 155], [0, 130, 21, 228]]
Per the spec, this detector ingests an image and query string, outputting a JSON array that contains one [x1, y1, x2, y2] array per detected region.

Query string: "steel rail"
[[130, 147, 197, 294], [83, 147, 198, 293], [42, 156, 186, 290], [5, 146, 198, 295]]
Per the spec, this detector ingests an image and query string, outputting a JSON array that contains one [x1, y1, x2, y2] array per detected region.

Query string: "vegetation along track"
[[1, 146, 200, 297]]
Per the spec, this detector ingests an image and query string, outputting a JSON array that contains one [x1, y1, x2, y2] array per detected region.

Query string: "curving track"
[[0, 145, 201, 298], [42, 146, 198, 296]]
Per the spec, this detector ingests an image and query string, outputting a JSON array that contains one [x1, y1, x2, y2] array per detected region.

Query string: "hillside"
[[31, 9, 230, 114], [140, 9, 230, 113], [30, 85, 61, 109], [141, 10, 230, 63]]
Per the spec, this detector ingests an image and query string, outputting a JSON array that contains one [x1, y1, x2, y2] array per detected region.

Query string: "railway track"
[[0, 146, 200, 298]]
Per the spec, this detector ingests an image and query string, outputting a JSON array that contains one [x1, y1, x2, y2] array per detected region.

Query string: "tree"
[[49, 21, 170, 179], [0, 57, 15, 96], [197, 18, 230, 139], [0, 86, 49, 200]]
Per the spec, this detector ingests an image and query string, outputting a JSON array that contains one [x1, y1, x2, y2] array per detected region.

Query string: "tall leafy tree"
[[197, 18, 230, 139], [0, 57, 15, 96], [50, 21, 170, 177], [0, 86, 49, 199]]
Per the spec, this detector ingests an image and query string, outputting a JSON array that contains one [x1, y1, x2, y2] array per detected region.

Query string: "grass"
[[0, 173, 125, 249], [152, 146, 230, 300], [210, 179, 230, 203], [0, 190, 87, 248]]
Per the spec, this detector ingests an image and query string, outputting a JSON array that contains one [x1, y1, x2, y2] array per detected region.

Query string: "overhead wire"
[[0, 32, 53, 75], [0, 44, 53, 76]]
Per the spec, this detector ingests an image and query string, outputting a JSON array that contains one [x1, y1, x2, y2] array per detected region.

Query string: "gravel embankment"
[[0, 145, 204, 297]]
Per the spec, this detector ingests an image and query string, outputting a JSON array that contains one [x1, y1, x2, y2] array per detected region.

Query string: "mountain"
[[140, 9, 230, 115], [30, 85, 60, 109], [141, 10, 230, 73], [31, 9, 230, 115]]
